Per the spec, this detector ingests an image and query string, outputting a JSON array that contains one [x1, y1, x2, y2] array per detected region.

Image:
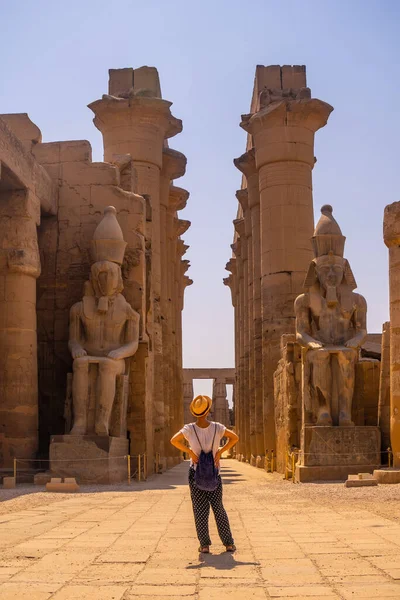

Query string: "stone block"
[[46, 479, 80, 493], [281, 65, 307, 90], [296, 464, 380, 483], [109, 68, 134, 96], [134, 66, 162, 98], [345, 473, 377, 487], [2, 476, 16, 488], [49, 435, 129, 484], [59, 140, 92, 163], [33, 472, 52, 485], [61, 162, 119, 187], [297, 426, 381, 482], [302, 426, 381, 467], [33, 142, 61, 164], [373, 468, 400, 484], [256, 455, 265, 468]]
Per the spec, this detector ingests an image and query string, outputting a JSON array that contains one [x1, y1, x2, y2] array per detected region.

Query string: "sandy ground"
[[1, 459, 400, 599]]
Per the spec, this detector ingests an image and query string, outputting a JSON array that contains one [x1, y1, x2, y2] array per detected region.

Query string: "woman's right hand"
[[189, 449, 199, 464]]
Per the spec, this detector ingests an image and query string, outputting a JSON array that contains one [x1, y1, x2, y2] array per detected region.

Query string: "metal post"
[[388, 447, 392, 468], [127, 455, 131, 485], [13, 458, 16, 482], [292, 452, 296, 483], [144, 454, 147, 480], [271, 450, 275, 472], [138, 454, 141, 482]]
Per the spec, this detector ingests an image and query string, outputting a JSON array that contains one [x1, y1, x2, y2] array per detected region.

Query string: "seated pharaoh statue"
[[68, 206, 140, 437], [294, 205, 367, 427]]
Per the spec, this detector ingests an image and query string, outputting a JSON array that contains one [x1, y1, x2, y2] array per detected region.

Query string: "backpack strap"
[[212, 423, 217, 449], [192, 425, 203, 451]]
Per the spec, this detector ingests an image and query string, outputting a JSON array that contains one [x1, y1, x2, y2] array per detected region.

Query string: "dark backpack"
[[193, 424, 219, 492]]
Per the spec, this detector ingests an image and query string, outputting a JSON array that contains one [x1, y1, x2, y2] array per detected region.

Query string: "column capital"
[[233, 217, 245, 238], [233, 148, 257, 178], [240, 98, 333, 136], [223, 274, 236, 307], [177, 239, 189, 257], [162, 148, 187, 180], [236, 189, 248, 212], [384, 202, 400, 247], [225, 257, 237, 276], [168, 186, 189, 212], [90, 95, 182, 139], [174, 218, 191, 237], [180, 259, 190, 276], [231, 239, 242, 258], [183, 275, 193, 289], [88, 95, 182, 166], [223, 274, 233, 288]]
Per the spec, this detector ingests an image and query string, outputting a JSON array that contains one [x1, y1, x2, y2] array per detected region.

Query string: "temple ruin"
[[0, 66, 191, 476], [2, 62, 400, 485], [226, 65, 391, 481]]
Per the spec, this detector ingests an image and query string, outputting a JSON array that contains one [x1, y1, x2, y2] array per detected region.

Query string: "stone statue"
[[68, 206, 140, 436], [294, 205, 367, 426]]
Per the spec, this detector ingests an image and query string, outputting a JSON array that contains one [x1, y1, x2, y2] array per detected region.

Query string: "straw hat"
[[190, 395, 212, 418]]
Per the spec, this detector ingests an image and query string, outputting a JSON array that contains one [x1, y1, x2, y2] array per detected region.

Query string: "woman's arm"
[[170, 431, 199, 464], [215, 429, 239, 467]]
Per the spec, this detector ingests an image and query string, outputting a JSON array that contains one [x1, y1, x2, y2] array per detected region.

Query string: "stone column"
[[160, 151, 187, 467], [89, 69, 182, 466], [236, 190, 257, 463], [224, 260, 239, 449], [241, 93, 333, 454], [171, 205, 190, 454], [233, 233, 248, 460], [213, 379, 229, 426], [234, 149, 264, 464], [384, 202, 400, 467], [0, 189, 41, 466], [378, 321, 391, 454], [183, 380, 194, 424]]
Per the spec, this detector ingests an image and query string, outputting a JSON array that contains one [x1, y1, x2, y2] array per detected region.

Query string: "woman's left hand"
[[214, 449, 222, 468]]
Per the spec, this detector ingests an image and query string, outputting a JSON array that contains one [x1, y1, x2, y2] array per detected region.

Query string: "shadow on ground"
[[186, 552, 259, 571]]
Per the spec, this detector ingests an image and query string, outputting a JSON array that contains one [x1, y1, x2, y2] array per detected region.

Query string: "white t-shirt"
[[180, 421, 226, 469]]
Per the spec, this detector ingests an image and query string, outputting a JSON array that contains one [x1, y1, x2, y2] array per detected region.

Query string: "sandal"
[[198, 546, 210, 553], [225, 544, 236, 552]]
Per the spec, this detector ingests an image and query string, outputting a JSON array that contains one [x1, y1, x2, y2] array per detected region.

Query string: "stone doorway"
[[183, 369, 235, 428]]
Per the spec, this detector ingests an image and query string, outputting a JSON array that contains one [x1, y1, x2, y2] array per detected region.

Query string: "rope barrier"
[[12, 453, 149, 485]]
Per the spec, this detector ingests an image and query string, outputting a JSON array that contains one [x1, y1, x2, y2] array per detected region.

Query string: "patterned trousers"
[[188, 467, 234, 547]]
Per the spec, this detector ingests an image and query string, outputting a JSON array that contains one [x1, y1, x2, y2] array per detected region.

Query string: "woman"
[[170, 395, 239, 554]]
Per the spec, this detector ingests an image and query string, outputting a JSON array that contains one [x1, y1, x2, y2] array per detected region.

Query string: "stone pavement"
[[1, 460, 400, 599]]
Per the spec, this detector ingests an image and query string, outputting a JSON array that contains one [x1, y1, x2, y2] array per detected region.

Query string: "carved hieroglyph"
[[68, 206, 140, 436], [295, 205, 367, 426]]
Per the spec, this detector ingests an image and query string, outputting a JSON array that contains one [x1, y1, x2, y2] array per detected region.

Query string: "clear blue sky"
[[2, 1, 399, 398]]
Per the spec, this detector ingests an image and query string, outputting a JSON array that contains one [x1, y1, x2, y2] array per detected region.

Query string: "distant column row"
[[225, 65, 332, 466]]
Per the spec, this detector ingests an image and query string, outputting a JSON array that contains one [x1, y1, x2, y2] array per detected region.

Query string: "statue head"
[[315, 253, 345, 291], [84, 206, 126, 310], [90, 261, 123, 298], [304, 205, 357, 300]]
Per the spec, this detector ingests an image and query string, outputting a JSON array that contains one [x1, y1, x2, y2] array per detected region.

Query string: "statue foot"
[[339, 415, 355, 427], [316, 413, 333, 426], [70, 423, 86, 435], [95, 422, 109, 436]]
